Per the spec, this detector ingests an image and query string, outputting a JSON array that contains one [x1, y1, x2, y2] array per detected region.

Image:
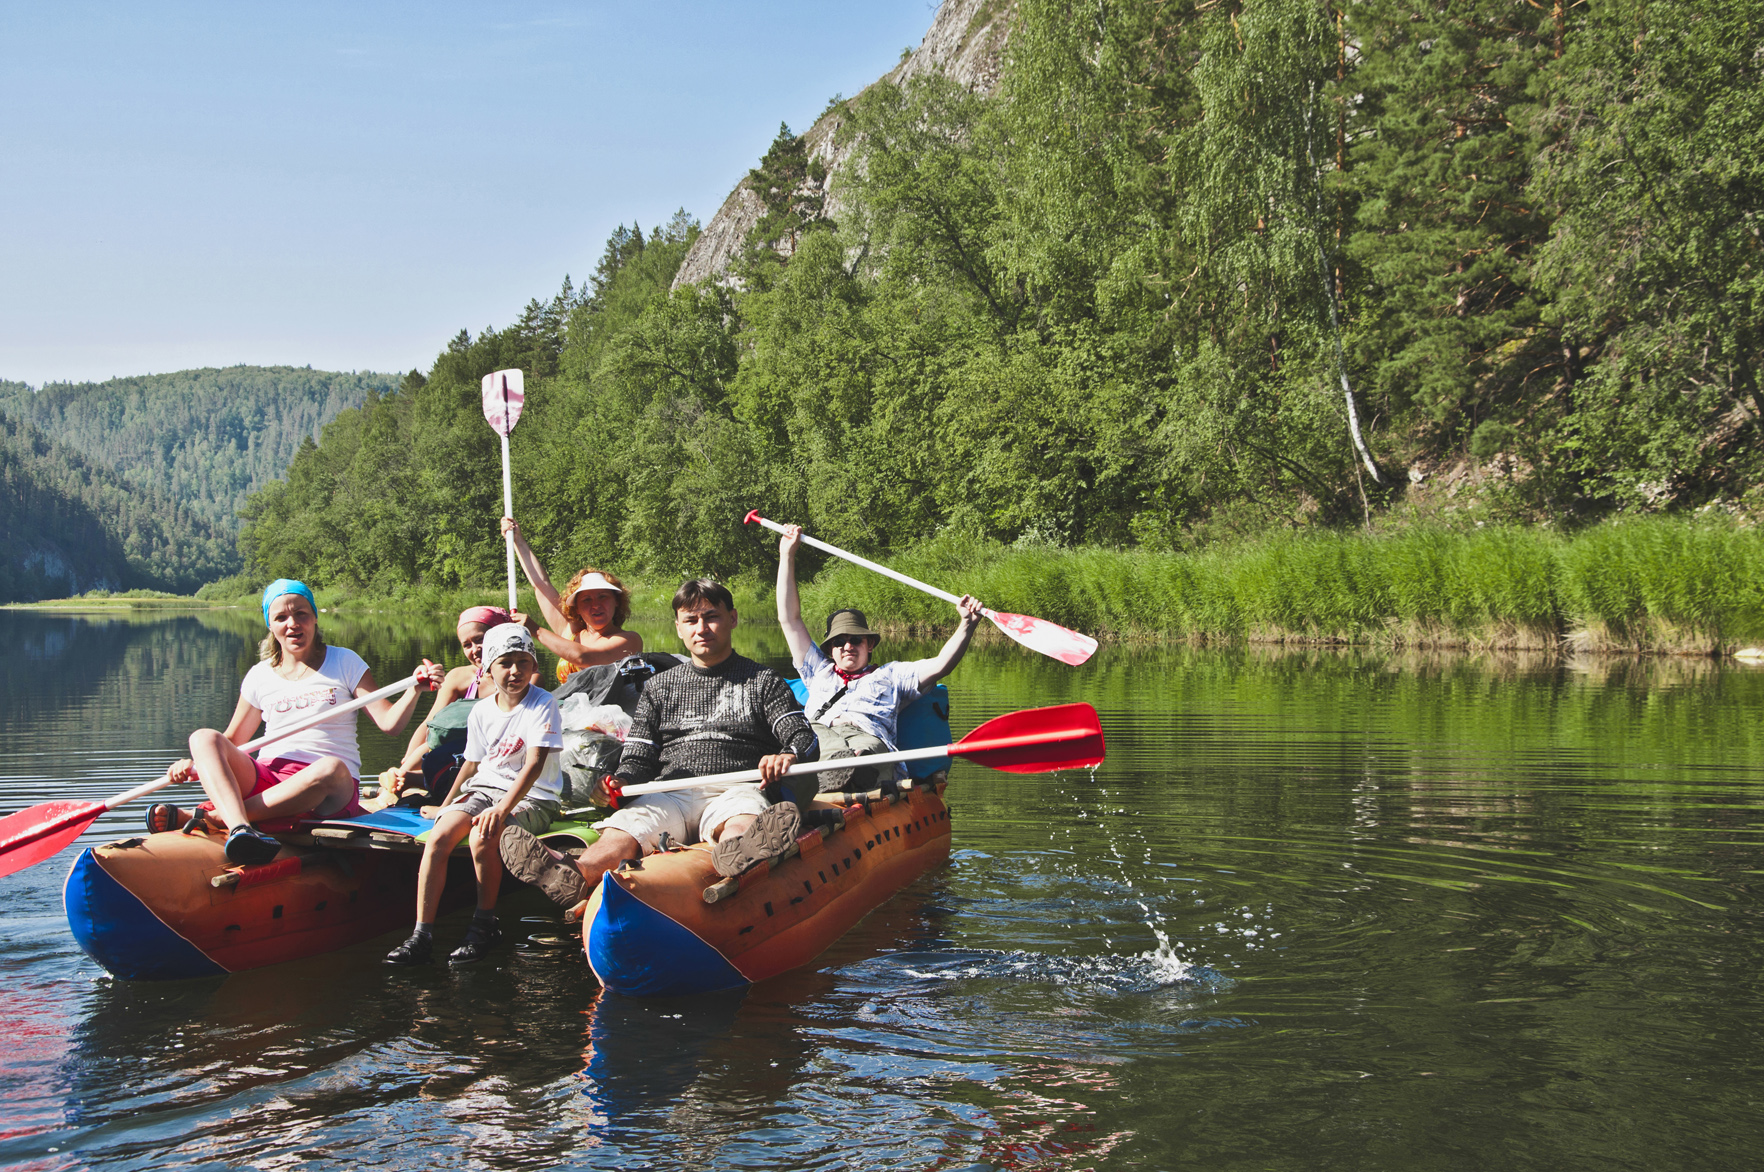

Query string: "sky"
[[0, 1, 940, 387]]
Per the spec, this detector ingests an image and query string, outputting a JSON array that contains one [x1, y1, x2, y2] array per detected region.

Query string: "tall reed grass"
[[797, 517, 1764, 654]]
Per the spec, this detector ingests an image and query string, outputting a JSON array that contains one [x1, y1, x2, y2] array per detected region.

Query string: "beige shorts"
[[596, 785, 770, 852], [441, 789, 559, 835]]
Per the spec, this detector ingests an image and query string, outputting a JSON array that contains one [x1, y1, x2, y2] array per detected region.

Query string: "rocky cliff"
[[671, 0, 1014, 290]]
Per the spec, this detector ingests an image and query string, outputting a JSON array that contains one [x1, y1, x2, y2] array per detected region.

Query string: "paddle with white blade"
[[0, 670, 435, 878], [612, 703, 1104, 801], [482, 368, 526, 612], [744, 510, 1098, 666]]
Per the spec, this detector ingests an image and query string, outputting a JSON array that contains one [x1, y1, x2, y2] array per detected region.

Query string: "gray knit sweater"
[[614, 653, 818, 785]]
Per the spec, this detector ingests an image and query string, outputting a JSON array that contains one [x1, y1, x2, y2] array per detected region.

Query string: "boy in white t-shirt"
[[386, 624, 564, 966]]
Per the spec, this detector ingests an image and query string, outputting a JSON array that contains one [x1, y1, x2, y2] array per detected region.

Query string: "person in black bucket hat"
[[776, 525, 983, 790]]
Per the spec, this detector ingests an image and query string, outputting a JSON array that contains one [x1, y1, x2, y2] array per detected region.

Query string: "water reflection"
[[3, 610, 1764, 1169]]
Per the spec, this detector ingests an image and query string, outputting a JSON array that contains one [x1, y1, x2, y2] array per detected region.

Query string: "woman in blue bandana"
[[153, 579, 443, 865]]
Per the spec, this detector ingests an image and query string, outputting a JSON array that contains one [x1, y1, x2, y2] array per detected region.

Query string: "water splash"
[[895, 943, 1230, 995]]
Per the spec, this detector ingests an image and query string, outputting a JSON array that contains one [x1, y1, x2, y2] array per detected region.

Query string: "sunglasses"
[[826, 635, 870, 650]]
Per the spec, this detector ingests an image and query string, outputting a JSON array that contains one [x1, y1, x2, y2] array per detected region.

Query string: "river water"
[[1, 606, 1761, 1170]]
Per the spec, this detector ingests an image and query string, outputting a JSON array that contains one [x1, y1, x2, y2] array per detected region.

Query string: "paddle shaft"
[[501, 431, 517, 613], [746, 512, 966, 609], [7, 670, 427, 847], [616, 726, 1091, 798]]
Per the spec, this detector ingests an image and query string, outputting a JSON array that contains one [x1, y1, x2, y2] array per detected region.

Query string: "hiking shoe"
[[145, 803, 186, 834], [384, 931, 433, 966], [711, 801, 802, 879], [448, 923, 504, 966], [224, 824, 282, 866], [500, 825, 589, 907], [814, 749, 857, 792]]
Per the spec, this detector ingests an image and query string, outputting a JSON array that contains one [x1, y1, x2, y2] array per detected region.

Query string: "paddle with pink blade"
[[744, 511, 1097, 666], [482, 368, 526, 612]]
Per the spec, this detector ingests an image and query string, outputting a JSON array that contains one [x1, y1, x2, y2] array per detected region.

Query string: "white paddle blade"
[[987, 611, 1098, 666], [480, 368, 525, 436]]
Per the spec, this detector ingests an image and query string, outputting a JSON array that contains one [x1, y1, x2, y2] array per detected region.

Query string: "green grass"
[[796, 517, 1764, 653], [168, 516, 1764, 655]]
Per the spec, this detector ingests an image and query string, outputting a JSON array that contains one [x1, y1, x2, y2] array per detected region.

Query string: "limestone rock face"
[[671, 0, 1014, 290]]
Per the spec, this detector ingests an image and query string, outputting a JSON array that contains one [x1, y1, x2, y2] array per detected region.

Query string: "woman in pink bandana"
[[385, 605, 532, 792], [500, 516, 643, 681]]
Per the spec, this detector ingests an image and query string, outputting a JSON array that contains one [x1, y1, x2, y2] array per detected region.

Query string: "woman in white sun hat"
[[500, 515, 643, 681]]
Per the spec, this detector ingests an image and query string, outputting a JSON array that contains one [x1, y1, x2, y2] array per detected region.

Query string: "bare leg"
[[572, 827, 642, 892], [469, 820, 503, 911], [416, 811, 474, 923], [709, 813, 757, 842], [186, 729, 264, 831], [242, 758, 356, 822]]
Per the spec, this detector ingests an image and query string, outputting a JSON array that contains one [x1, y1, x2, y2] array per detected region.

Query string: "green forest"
[[0, 366, 391, 534], [0, 367, 389, 600], [0, 413, 235, 598], [228, 0, 1759, 637]]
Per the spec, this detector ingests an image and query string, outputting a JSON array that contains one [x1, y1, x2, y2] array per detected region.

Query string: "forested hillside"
[[239, 0, 1763, 597], [0, 414, 235, 599], [0, 366, 394, 535]]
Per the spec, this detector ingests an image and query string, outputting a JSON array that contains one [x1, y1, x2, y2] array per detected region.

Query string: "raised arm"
[[501, 517, 571, 636], [394, 663, 475, 776], [775, 524, 817, 668], [917, 595, 985, 689], [358, 661, 444, 734]]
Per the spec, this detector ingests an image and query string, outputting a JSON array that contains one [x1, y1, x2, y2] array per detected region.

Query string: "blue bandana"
[[261, 579, 317, 626]]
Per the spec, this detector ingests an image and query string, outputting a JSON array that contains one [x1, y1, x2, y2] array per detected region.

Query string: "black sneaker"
[[384, 931, 433, 966], [449, 923, 504, 966], [224, 824, 282, 866], [500, 825, 588, 907], [711, 802, 803, 879]]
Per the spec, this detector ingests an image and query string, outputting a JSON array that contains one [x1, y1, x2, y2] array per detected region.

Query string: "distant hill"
[[0, 413, 235, 600], [0, 366, 397, 536]]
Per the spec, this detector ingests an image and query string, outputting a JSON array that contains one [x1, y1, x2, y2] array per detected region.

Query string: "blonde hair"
[[561, 566, 632, 634]]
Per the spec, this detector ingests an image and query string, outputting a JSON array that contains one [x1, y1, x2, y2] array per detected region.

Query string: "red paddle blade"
[[0, 800, 104, 878], [987, 611, 1098, 666], [950, 703, 1105, 774]]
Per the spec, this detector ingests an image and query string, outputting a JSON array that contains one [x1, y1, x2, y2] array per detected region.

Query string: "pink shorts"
[[198, 756, 366, 831]]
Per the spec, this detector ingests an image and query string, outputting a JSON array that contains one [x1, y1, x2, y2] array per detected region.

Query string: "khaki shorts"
[[441, 788, 559, 835], [596, 785, 770, 853], [812, 721, 893, 788]]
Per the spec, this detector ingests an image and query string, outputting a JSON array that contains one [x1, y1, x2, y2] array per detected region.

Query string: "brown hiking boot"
[[711, 802, 802, 879], [500, 825, 589, 907]]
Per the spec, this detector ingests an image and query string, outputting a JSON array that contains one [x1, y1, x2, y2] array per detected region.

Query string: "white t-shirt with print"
[[240, 646, 370, 778], [463, 685, 565, 805], [798, 641, 930, 750]]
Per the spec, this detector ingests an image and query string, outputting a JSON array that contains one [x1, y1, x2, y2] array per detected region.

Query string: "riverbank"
[[78, 515, 1764, 656], [801, 516, 1764, 656]]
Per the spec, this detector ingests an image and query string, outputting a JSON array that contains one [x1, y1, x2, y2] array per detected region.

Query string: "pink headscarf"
[[457, 605, 513, 633]]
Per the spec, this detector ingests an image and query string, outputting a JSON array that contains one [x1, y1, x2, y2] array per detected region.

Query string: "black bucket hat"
[[821, 608, 881, 653]]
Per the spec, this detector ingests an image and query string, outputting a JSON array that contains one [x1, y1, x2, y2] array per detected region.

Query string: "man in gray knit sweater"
[[502, 578, 821, 902]]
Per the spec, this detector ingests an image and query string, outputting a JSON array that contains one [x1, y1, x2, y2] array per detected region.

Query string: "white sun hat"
[[566, 573, 623, 604]]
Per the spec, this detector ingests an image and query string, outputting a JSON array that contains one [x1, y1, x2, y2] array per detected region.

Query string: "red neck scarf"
[[834, 664, 877, 685]]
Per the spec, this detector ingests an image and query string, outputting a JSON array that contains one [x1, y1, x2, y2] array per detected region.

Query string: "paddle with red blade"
[[744, 511, 1098, 666], [614, 702, 1104, 800], [0, 670, 434, 878], [482, 368, 526, 612]]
